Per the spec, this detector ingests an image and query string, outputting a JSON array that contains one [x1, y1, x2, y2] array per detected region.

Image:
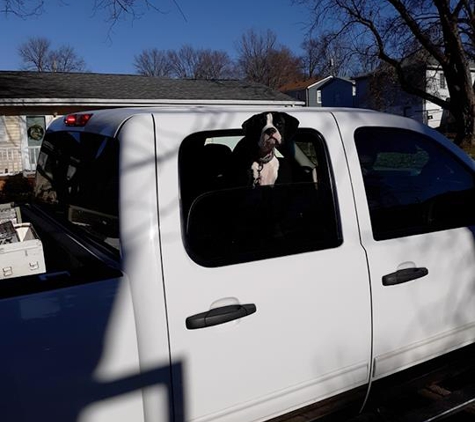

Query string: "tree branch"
[[387, 0, 446, 65]]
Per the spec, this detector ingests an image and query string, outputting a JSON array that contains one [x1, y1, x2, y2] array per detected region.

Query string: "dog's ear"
[[281, 113, 300, 141], [242, 113, 263, 137]]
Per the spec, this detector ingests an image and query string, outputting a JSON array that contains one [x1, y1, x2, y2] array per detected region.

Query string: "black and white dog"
[[228, 111, 300, 187]]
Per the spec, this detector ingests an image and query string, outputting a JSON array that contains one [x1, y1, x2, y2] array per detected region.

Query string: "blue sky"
[[0, 0, 313, 74]]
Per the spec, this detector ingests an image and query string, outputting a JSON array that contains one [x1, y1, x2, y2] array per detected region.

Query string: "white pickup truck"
[[2, 106, 475, 422]]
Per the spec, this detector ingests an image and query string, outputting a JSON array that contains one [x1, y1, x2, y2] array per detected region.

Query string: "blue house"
[[280, 76, 355, 107]]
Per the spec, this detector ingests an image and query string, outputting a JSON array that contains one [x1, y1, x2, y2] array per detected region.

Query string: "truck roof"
[[47, 106, 382, 138]]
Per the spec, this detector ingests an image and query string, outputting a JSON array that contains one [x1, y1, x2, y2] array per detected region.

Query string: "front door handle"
[[186, 304, 257, 330], [382, 267, 429, 286]]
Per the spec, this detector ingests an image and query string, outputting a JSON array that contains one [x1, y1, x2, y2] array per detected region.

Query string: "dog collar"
[[258, 150, 274, 164]]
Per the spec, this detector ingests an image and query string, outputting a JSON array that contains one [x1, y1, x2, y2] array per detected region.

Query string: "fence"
[[0, 146, 41, 175]]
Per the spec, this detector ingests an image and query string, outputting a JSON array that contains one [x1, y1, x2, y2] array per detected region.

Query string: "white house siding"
[[0, 116, 23, 174], [424, 68, 451, 128], [0, 116, 21, 146], [355, 70, 450, 129], [424, 67, 475, 128]]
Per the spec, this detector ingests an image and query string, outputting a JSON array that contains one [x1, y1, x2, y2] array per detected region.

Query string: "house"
[[280, 76, 355, 107], [354, 63, 475, 129], [0, 71, 301, 175]]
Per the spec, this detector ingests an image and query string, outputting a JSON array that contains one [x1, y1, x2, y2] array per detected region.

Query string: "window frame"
[[355, 126, 475, 241], [178, 128, 343, 267], [439, 72, 446, 89], [34, 130, 120, 258]]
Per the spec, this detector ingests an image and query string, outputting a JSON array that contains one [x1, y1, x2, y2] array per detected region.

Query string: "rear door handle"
[[186, 304, 257, 330], [382, 267, 429, 286]]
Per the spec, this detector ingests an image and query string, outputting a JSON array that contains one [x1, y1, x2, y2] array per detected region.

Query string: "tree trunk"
[[452, 102, 475, 147], [433, 2, 475, 147], [446, 75, 475, 147]]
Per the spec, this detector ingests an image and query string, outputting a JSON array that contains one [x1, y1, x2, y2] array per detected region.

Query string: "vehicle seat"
[[199, 143, 232, 192]]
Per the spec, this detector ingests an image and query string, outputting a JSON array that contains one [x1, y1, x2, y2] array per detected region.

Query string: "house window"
[[439, 72, 446, 89], [316, 90, 322, 104]]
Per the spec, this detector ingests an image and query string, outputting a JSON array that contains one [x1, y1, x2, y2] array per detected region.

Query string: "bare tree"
[[134, 48, 173, 77], [167, 45, 199, 78], [165, 45, 235, 79], [0, 0, 44, 17], [301, 32, 357, 78], [194, 50, 236, 80], [1, 1, 186, 24], [91, 0, 186, 23], [267, 47, 304, 89], [296, 0, 475, 147], [18, 37, 51, 72], [236, 29, 303, 88], [300, 38, 321, 80], [236, 29, 277, 85], [18, 37, 87, 72], [47, 45, 87, 72], [361, 63, 408, 111]]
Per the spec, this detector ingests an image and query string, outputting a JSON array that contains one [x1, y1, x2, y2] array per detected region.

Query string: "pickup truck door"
[[336, 111, 475, 381], [155, 111, 372, 422]]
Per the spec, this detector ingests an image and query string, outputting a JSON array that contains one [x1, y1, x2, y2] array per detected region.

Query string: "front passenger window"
[[355, 127, 475, 240]]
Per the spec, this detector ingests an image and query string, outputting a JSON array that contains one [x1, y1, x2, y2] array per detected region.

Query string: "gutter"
[[0, 98, 305, 107]]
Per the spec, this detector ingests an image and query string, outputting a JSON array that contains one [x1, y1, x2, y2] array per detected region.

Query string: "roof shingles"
[[0, 71, 296, 103]]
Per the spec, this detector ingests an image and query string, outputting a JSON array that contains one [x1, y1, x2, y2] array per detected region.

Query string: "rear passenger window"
[[179, 128, 342, 267], [34, 131, 119, 252], [355, 127, 475, 240]]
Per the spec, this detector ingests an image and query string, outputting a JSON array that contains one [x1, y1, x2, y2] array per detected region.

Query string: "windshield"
[[34, 130, 120, 251]]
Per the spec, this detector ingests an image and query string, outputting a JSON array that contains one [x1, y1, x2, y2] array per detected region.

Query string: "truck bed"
[[0, 203, 121, 300]]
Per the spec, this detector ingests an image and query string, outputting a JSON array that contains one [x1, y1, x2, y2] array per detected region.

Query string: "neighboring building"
[[354, 63, 475, 129], [280, 76, 355, 107], [0, 71, 301, 175]]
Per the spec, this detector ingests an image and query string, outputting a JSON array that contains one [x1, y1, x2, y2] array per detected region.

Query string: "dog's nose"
[[265, 127, 277, 136]]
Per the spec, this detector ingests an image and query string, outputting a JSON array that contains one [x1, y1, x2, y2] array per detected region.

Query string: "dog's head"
[[242, 112, 299, 158]]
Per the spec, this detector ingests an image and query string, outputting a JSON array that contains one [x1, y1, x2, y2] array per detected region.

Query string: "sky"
[[0, 0, 314, 75]]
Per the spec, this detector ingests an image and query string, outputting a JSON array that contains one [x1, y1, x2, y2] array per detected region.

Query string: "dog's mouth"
[[261, 132, 282, 148], [266, 135, 280, 144]]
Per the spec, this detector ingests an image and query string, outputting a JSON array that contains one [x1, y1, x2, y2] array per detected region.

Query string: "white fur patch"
[[252, 156, 280, 186], [259, 113, 282, 151]]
